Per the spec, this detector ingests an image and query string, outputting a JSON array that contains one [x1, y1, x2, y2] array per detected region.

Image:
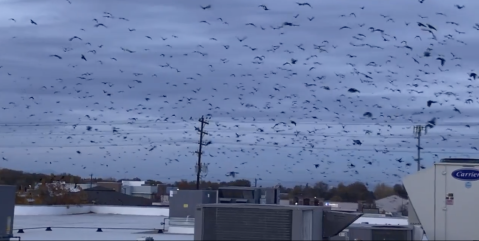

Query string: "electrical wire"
[[0, 139, 475, 156], [0, 127, 477, 140], [0, 119, 476, 127]]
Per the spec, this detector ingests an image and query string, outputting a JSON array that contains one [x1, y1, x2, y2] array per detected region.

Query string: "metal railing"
[[168, 217, 195, 227]]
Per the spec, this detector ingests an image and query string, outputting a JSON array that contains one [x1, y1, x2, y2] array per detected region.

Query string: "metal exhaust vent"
[[440, 158, 479, 164], [347, 224, 414, 240]]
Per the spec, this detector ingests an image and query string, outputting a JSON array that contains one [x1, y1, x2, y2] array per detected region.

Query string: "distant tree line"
[[0, 168, 83, 186], [16, 180, 89, 205], [162, 179, 408, 203], [0, 168, 408, 204]]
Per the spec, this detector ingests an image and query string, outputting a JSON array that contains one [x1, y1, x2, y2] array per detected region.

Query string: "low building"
[[82, 186, 152, 206], [96, 181, 161, 201], [96, 181, 120, 192], [375, 194, 409, 214], [359, 201, 379, 214], [122, 185, 157, 199], [291, 196, 323, 206], [279, 193, 290, 205], [121, 180, 145, 186], [323, 201, 359, 212]]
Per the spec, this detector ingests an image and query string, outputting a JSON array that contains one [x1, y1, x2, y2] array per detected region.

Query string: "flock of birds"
[[0, 0, 478, 186]]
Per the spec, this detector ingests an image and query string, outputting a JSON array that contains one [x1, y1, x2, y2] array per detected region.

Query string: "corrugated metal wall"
[[204, 207, 293, 240]]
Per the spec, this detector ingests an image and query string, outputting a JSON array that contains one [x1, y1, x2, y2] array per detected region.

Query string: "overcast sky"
[[0, 0, 478, 187]]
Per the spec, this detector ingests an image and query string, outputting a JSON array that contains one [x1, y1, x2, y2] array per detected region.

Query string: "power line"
[[0, 119, 477, 128], [0, 120, 187, 128], [0, 140, 475, 155], [0, 129, 192, 136], [0, 122, 158, 127], [0, 128, 477, 140]]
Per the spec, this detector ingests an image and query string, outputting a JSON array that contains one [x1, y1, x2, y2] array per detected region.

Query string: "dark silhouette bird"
[[296, 2, 312, 8], [226, 171, 239, 178], [258, 5, 269, 10], [427, 100, 437, 107], [0, 0, 476, 189], [353, 140, 362, 145], [236, 36, 247, 42], [417, 22, 427, 28], [425, 118, 437, 130], [69, 36, 82, 41], [50, 55, 62, 59], [436, 57, 445, 66]]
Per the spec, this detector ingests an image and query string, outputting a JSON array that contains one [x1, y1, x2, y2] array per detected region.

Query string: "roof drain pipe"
[[160, 217, 169, 232]]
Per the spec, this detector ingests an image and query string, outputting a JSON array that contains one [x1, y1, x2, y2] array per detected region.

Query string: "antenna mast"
[[413, 125, 426, 171]]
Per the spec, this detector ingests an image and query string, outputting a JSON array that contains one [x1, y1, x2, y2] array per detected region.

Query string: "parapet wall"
[[14, 205, 407, 226], [14, 205, 169, 216]]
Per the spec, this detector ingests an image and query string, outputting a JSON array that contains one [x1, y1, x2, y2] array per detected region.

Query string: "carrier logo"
[[451, 169, 479, 181]]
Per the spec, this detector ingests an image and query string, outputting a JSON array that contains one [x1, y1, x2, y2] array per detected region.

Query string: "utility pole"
[[89, 173, 93, 188], [195, 116, 210, 190], [413, 125, 426, 171]]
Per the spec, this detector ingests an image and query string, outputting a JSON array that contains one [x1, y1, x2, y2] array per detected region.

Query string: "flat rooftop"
[[13, 214, 193, 240], [9, 205, 408, 240]]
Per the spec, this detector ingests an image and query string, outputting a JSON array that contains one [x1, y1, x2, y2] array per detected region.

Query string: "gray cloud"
[[0, 0, 478, 187]]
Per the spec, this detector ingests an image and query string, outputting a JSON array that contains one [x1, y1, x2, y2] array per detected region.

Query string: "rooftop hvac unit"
[[0, 185, 16, 240], [169, 190, 217, 218], [403, 158, 479, 240], [194, 203, 362, 240]]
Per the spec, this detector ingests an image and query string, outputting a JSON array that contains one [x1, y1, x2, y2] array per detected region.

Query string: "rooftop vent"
[[347, 224, 414, 240], [440, 158, 479, 164]]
